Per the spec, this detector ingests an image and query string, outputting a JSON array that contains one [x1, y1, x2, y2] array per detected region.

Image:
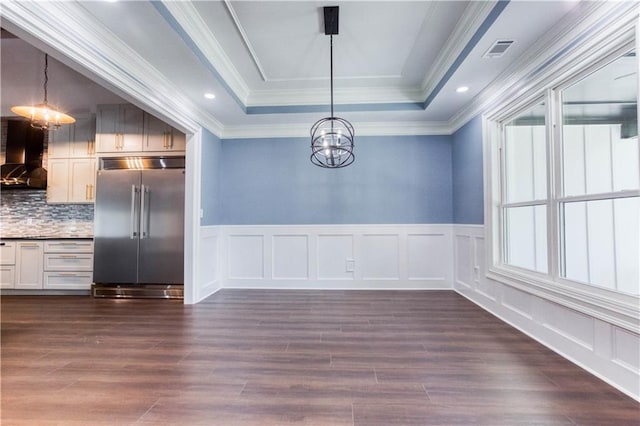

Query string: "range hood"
[[0, 119, 47, 189]]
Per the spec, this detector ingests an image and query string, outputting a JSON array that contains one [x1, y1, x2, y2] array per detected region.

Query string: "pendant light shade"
[[310, 6, 354, 168], [11, 54, 75, 131], [310, 116, 354, 168]]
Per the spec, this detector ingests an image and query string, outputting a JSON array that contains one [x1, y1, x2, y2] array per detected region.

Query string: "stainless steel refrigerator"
[[93, 157, 185, 288]]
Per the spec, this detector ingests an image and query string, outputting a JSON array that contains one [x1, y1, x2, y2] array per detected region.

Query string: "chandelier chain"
[[43, 54, 49, 104]]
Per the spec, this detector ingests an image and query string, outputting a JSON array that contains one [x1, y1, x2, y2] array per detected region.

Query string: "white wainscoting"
[[196, 226, 223, 302], [221, 224, 453, 290], [453, 224, 640, 401]]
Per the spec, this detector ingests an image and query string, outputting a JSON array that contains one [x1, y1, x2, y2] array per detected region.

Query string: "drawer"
[[0, 266, 15, 289], [0, 242, 16, 265], [44, 253, 93, 271], [44, 272, 93, 290], [44, 240, 93, 253]]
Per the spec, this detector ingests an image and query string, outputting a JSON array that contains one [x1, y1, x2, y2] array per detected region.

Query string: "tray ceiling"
[[1, 1, 588, 137]]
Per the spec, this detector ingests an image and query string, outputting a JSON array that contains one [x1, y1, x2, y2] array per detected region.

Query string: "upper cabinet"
[[47, 158, 96, 204], [47, 114, 97, 204], [144, 114, 186, 152], [45, 104, 184, 205], [96, 104, 185, 154], [95, 104, 145, 153], [48, 114, 96, 158]]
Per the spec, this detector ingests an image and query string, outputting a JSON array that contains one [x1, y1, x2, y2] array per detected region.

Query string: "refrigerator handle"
[[130, 185, 139, 239], [140, 185, 149, 239]]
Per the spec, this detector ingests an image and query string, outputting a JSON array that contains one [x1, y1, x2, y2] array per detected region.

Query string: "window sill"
[[486, 265, 639, 333]]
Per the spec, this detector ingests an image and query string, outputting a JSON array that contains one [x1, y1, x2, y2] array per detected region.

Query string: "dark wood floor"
[[1, 290, 638, 425]]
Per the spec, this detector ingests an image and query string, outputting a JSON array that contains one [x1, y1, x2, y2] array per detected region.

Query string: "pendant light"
[[11, 53, 75, 131], [310, 6, 355, 168]]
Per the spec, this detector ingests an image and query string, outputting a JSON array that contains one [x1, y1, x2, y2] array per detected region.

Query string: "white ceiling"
[[0, 1, 593, 137]]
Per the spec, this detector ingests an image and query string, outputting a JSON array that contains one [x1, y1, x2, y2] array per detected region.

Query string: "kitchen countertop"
[[0, 235, 93, 240]]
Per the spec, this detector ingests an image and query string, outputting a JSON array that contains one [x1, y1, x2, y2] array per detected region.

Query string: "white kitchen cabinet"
[[47, 159, 70, 203], [70, 115, 96, 157], [96, 104, 144, 153], [69, 158, 96, 203], [48, 124, 74, 158], [43, 240, 93, 290], [49, 114, 96, 158], [144, 113, 186, 152], [1, 241, 16, 289], [15, 242, 43, 289], [47, 158, 96, 204]]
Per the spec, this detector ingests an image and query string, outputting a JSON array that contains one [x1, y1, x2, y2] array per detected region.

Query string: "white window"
[[558, 50, 639, 294], [502, 100, 548, 274], [484, 26, 639, 332]]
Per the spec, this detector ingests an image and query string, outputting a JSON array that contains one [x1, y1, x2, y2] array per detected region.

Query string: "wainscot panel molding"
[[453, 224, 640, 401], [196, 226, 223, 302], [220, 224, 453, 290]]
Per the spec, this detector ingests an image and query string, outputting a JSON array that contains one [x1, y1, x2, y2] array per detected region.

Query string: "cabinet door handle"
[[90, 184, 94, 200], [169, 132, 174, 149]]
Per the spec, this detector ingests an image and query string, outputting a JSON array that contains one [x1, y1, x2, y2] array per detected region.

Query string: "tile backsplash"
[[0, 190, 93, 237]]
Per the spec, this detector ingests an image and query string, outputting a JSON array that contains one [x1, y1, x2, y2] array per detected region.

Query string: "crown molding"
[[419, 1, 497, 99], [0, 0, 225, 136], [159, 1, 251, 105], [158, 0, 501, 110], [246, 86, 424, 107], [447, 1, 639, 133], [220, 120, 452, 140]]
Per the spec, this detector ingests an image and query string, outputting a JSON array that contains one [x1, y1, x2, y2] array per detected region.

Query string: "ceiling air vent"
[[484, 40, 514, 58]]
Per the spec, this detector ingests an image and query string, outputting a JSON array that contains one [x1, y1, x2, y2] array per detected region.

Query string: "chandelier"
[[310, 6, 355, 168], [11, 53, 75, 131]]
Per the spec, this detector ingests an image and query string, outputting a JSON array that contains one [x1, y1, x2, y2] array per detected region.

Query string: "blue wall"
[[217, 135, 453, 225], [452, 116, 484, 224], [200, 128, 223, 225]]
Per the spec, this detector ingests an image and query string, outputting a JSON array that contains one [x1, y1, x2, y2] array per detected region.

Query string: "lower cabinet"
[[43, 272, 93, 290], [15, 242, 44, 289], [43, 240, 94, 290], [0, 240, 93, 291], [1, 241, 16, 289]]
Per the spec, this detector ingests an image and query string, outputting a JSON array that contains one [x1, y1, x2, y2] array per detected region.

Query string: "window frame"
[[483, 25, 639, 333], [499, 97, 550, 276]]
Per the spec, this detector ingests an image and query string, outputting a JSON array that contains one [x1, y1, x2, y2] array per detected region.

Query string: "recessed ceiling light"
[[204, 93, 216, 99], [456, 86, 469, 93]]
